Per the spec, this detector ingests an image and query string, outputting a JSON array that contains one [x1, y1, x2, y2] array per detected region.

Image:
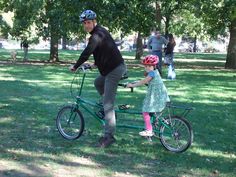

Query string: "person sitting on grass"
[[126, 55, 170, 136]]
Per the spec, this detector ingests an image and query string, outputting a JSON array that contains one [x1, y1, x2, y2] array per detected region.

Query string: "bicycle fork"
[[67, 105, 78, 125]]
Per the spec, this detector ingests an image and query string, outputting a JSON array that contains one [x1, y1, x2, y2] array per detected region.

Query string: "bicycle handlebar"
[[118, 83, 134, 92], [73, 64, 134, 92], [78, 63, 93, 72]]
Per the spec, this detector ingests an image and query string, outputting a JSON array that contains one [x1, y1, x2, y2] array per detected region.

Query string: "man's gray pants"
[[94, 63, 126, 138]]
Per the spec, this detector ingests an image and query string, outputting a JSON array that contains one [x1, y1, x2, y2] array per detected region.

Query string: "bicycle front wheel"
[[160, 116, 193, 153], [56, 105, 85, 140]]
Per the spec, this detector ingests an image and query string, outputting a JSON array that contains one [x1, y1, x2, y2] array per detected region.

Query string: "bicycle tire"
[[159, 116, 193, 153], [56, 105, 85, 140]]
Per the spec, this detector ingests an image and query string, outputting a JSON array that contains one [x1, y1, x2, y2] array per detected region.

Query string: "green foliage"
[[79, 0, 156, 36], [157, 0, 208, 38], [160, 0, 189, 24], [0, 14, 11, 38], [171, 9, 206, 39], [0, 0, 157, 40], [1, 0, 235, 40], [195, 0, 235, 37], [8, 0, 43, 38]]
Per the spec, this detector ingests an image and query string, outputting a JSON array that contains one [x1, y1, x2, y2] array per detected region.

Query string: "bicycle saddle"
[[120, 72, 128, 80]]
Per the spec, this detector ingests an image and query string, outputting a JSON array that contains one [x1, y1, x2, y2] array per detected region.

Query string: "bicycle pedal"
[[95, 110, 105, 119], [118, 104, 130, 110], [96, 102, 103, 107]]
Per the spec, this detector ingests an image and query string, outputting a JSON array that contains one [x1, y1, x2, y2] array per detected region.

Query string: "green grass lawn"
[[0, 49, 235, 177]]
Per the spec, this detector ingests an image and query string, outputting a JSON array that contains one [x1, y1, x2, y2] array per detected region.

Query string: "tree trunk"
[[48, 15, 59, 62], [193, 35, 197, 53], [225, 18, 236, 69], [165, 17, 170, 36], [50, 35, 59, 62], [135, 32, 143, 60], [155, 2, 162, 31], [62, 36, 67, 50]]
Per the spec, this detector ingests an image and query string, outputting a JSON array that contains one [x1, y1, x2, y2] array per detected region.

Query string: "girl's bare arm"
[[127, 76, 152, 88]]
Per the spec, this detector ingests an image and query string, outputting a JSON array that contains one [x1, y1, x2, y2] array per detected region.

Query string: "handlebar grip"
[[118, 83, 127, 87], [78, 64, 92, 72], [118, 83, 134, 92]]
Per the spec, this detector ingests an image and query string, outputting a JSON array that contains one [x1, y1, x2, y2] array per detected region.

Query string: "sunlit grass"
[[175, 58, 225, 63], [192, 148, 236, 159], [0, 50, 235, 177]]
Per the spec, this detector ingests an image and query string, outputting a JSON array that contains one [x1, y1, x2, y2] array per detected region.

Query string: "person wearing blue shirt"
[[147, 31, 168, 77]]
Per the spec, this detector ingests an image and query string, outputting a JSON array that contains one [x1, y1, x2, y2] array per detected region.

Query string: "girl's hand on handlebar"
[[126, 81, 139, 88], [126, 83, 134, 88]]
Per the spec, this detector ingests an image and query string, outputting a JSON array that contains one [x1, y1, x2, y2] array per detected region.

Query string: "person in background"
[[164, 34, 176, 80], [147, 31, 168, 77], [127, 55, 170, 136], [165, 34, 176, 67], [20, 38, 29, 61], [70, 10, 126, 148], [21, 39, 29, 61]]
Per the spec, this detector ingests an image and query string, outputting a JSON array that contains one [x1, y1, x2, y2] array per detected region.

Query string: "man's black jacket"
[[74, 25, 124, 76]]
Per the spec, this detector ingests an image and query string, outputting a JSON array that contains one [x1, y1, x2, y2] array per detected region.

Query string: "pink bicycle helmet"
[[142, 55, 159, 65]]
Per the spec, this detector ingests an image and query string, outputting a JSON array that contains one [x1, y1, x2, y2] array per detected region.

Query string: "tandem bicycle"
[[56, 65, 194, 153]]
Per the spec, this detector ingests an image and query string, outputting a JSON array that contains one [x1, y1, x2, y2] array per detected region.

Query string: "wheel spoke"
[[56, 106, 84, 140], [159, 116, 193, 153]]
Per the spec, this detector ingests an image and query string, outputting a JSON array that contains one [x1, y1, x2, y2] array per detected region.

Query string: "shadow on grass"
[[0, 64, 235, 177]]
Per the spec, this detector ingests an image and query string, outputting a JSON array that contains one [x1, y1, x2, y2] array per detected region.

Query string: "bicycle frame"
[[57, 68, 194, 152], [72, 70, 193, 132], [72, 70, 142, 129], [75, 94, 145, 129]]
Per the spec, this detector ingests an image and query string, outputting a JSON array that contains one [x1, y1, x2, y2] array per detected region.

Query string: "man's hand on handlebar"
[[69, 63, 95, 72], [90, 63, 97, 69], [69, 65, 76, 72]]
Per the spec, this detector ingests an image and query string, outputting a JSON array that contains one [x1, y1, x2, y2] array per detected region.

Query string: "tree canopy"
[[0, 0, 235, 68]]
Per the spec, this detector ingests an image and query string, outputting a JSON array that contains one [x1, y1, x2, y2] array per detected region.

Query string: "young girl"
[[127, 55, 170, 137]]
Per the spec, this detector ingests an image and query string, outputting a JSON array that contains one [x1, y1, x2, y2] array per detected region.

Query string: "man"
[[21, 39, 29, 61], [70, 10, 126, 148], [147, 31, 168, 76]]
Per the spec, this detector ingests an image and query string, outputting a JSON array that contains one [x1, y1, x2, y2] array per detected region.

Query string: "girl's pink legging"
[[143, 112, 152, 131]]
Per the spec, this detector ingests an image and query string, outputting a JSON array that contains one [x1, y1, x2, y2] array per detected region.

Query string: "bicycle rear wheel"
[[56, 105, 85, 140], [159, 116, 193, 153]]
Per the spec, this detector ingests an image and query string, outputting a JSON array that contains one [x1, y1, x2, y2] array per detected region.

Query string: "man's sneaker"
[[139, 130, 154, 137], [98, 136, 116, 148]]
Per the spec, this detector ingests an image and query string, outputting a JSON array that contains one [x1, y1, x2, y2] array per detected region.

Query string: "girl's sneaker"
[[139, 130, 154, 137]]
